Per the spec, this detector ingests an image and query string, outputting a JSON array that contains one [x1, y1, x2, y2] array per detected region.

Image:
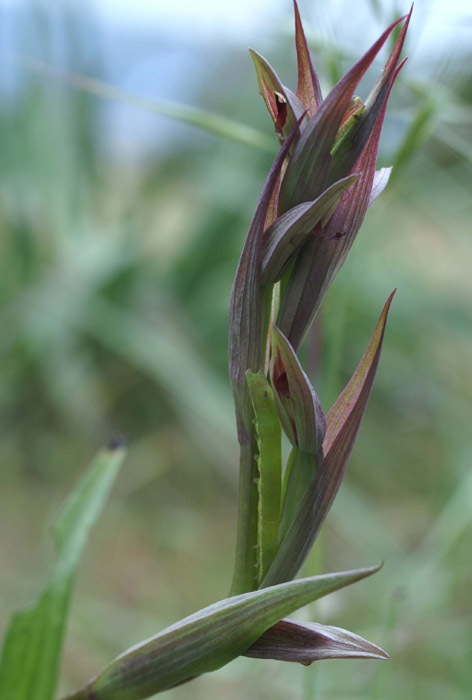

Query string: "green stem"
[[247, 371, 282, 585], [279, 448, 317, 542], [229, 426, 260, 595], [280, 446, 297, 514]]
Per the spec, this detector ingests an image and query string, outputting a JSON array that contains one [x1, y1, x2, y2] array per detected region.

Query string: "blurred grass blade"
[[63, 565, 380, 700], [294, 0, 323, 115], [261, 174, 359, 285], [245, 618, 388, 663], [392, 99, 435, 177], [246, 371, 282, 583], [261, 294, 394, 586], [0, 443, 126, 700], [16, 56, 274, 152]]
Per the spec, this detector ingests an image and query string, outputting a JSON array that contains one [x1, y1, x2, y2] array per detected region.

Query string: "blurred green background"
[[1, 0, 471, 698]]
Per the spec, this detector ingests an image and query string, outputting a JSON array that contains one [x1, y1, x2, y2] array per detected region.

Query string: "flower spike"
[[277, 57, 407, 350], [277, 14, 406, 213]]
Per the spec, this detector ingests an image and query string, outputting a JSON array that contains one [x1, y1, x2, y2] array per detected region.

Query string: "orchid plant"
[[0, 3, 412, 699]]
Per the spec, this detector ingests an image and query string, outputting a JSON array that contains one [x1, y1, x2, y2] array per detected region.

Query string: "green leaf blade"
[[0, 444, 126, 700], [66, 565, 380, 700]]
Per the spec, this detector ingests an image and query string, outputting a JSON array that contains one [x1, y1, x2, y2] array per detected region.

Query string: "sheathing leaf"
[[66, 567, 380, 700], [245, 618, 388, 663], [261, 294, 394, 586], [277, 63, 402, 351]]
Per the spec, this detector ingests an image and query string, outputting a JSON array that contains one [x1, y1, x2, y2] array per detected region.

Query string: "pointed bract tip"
[[293, 0, 304, 22], [381, 290, 396, 318], [370, 560, 384, 574], [398, 3, 413, 24], [373, 292, 396, 333], [403, 5, 413, 32]]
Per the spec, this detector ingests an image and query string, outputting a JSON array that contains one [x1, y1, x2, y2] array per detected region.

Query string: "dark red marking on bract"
[[274, 91, 288, 134], [273, 352, 290, 398]]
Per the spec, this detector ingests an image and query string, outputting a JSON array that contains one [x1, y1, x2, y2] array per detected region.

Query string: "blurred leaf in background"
[[0, 444, 125, 700], [0, 0, 471, 698]]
